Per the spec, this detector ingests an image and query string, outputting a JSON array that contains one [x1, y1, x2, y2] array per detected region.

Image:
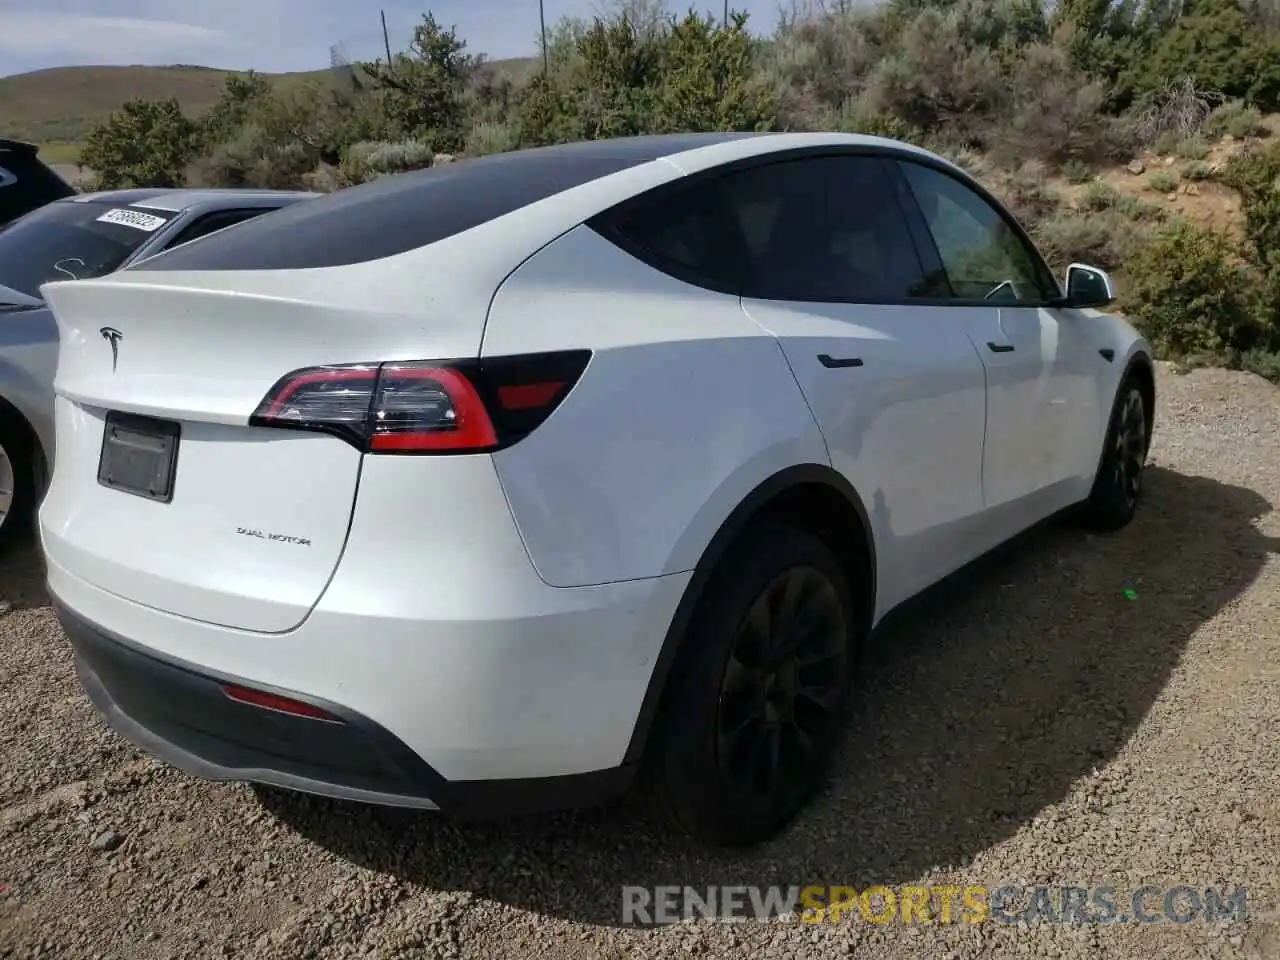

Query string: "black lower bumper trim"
[[54, 598, 635, 819]]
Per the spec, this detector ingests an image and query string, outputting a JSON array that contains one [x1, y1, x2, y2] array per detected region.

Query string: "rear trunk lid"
[[40, 271, 486, 632]]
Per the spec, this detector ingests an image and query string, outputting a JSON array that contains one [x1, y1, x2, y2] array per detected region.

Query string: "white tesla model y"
[[38, 132, 1154, 845]]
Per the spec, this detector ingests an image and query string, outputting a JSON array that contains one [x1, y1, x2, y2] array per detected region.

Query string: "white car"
[[39, 132, 1154, 846]]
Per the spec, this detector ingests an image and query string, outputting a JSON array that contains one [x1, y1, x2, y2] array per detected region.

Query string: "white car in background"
[[0, 187, 316, 546], [39, 132, 1153, 845]]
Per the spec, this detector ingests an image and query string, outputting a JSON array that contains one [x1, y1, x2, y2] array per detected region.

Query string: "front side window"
[[898, 161, 1052, 304]]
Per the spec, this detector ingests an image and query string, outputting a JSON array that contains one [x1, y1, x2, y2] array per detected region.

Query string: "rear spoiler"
[[0, 136, 76, 222], [0, 137, 41, 156]]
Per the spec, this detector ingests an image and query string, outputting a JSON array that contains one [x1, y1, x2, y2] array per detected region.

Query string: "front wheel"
[[1077, 377, 1149, 532], [647, 522, 861, 846], [0, 418, 34, 551]]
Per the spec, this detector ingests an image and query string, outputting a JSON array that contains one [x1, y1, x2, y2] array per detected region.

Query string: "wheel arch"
[[0, 396, 45, 497], [1124, 351, 1156, 446], [1084, 349, 1156, 503], [622, 463, 877, 765]]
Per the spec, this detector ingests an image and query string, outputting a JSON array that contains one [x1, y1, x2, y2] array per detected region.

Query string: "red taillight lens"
[[249, 351, 590, 454]]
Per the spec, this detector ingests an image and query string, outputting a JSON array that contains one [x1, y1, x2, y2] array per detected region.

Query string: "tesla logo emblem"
[[99, 327, 123, 371]]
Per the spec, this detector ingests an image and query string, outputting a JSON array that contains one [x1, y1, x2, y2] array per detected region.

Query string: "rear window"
[[133, 148, 659, 273], [0, 201, 176, 298]]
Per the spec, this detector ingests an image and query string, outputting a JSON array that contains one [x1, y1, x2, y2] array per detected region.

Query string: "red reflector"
[[497, 381, 566, 411], [221, 684, 341, 722]]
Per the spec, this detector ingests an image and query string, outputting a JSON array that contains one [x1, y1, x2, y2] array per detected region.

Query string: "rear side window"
[[606, 180, 749, 293], [160, 208, 273, 251], [133, 150, 655, 273], [597, 154, 936, 303]]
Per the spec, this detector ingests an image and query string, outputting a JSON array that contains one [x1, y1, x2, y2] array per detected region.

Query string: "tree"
[[656, 12, 776, 133], [1135, 0, 1280, 110], [360, 13, 476, 152], [515, 8, 775, 144], [79, 98, 198, 189], [200, 71, 273, 149]]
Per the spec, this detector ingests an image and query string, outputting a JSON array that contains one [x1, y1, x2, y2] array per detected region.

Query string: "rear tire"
[[647, 522, 861, 846], [1077, 376, 1149, 532], [0, 417, 34, 552]]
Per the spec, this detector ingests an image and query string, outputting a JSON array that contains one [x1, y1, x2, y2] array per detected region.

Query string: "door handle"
[[987, 341, 1016, 353], [818, 354, 864, 368]]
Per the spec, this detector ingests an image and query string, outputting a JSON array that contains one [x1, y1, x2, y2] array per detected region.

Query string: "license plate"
[[97, 412, 181, 503]]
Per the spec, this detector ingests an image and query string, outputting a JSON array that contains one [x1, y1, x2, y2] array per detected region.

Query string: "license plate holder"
[[97, 411, 181, 503]]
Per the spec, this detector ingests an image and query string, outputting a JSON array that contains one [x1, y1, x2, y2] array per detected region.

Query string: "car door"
[[727, 155, 991, 612], [894, 159, 1103, 509]]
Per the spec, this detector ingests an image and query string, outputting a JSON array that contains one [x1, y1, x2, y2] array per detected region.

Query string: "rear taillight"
[[249, 351, 590, 454]]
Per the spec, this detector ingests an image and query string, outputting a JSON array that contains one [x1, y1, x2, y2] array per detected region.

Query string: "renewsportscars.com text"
[[621, 884, 1250, 926]]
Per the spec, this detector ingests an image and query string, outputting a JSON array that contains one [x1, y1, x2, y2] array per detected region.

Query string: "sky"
[[0, 0, 795, 77]]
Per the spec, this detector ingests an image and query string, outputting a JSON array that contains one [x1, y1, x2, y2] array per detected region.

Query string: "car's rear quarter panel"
[[482, 223, 831, 588]]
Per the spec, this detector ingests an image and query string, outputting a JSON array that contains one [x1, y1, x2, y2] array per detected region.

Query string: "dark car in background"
[[0, 139, 76, 227]]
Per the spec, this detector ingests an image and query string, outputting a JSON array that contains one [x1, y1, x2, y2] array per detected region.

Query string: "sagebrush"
[[79, 0, 1280, 379]]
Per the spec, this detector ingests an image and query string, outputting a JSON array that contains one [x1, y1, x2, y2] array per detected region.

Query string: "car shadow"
[[0, 530, 49, 612], [258, 466, 1279, 926]]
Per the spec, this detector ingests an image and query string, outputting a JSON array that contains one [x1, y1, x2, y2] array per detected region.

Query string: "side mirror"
[[1063, 263, 1116, 309]]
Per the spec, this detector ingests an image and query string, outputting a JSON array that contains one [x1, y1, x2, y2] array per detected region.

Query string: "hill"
[[0, 59, 536, 164]]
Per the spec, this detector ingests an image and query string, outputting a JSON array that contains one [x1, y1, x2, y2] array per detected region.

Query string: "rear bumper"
[[57, 600, 636, 819]]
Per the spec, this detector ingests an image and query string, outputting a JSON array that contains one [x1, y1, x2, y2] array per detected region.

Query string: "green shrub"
[[833, 104, 920, 142], [1063, 160, 1095, 184], [1175, 136, 1210, 160], [1220, 144, 1280, 264], [190, 128, 321, 190], [356, 14, 479, 153], [1123, 222, 1263, 357], [992, 42, 1126, 167], [1079, 180, 1121, 211], [1239, 346, 1280, 383], [1182, 161, 1212, 181], [465, 120, 518, 156], [200, 72, 273, 151], [1132, 1, 1280, 112], [1206, 100, 1267, 140], [1147, 170, 1179, 192], [1151, 130, 1181, 156], [1072, 180, 1163, 224], [1033, 209, 1149, 272], [80, 97, 198, 189], [1114, 193, 1166, 222], [340, 140, 433, 183], [990, 165, 1061, 231], [1220, 143, 1280, 329]]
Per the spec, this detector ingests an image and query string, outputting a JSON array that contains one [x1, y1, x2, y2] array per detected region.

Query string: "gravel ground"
[[2, 362, 1279, 959]]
